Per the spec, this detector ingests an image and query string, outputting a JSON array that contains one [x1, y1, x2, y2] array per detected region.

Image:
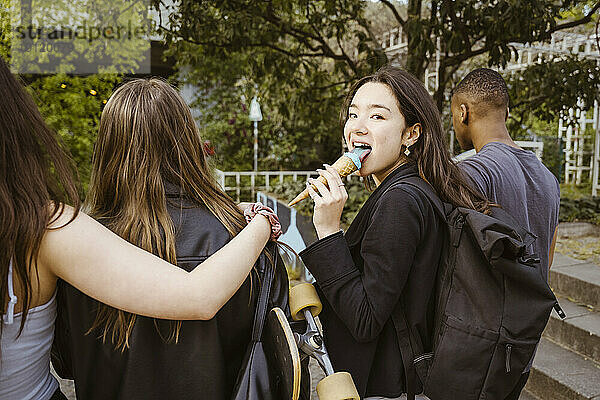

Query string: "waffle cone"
[[288, 155, 357, 206]]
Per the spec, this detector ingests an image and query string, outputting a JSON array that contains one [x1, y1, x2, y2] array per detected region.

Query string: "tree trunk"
[[405, 0, 425, 79], [434, 64, 447, 111]]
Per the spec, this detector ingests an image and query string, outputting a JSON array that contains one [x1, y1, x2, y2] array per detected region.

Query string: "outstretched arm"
[[40, 206, 270, 320]]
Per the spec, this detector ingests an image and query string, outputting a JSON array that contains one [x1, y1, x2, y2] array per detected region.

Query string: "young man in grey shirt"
[[452, 68, 560, 400]]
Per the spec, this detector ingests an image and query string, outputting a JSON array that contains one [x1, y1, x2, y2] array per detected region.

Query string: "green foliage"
[[560, 183, 595, 200], [541, 136, 563, 181], [26, 74, 122, 191], [158, 0, 600, 172], [7, 0, 150, 75], [159, 0, 388, 171], [560, 195, 600, 225], [559, 183, 600, 224], [269, 179, 315, 216], [1, 0, 148, 192], [0, 0, 11, 59], [506, 56, 600, 127]]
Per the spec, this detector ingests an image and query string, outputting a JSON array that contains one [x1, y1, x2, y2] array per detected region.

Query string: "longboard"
[[263, 307, 301, 400]]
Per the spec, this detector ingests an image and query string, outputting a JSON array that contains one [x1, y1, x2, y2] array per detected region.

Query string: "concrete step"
[[550, 254, 600, 309], [519, 390, 540, 400], [525, 338, 600, 400], [544, 296, 600, 363]]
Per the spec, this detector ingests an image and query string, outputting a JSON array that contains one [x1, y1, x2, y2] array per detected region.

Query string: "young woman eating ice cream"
[[299, 66, 490, 400]]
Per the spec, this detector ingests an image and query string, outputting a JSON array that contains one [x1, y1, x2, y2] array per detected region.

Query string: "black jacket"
[[53, 190, 292, 400], [300, 163, 444, 398]]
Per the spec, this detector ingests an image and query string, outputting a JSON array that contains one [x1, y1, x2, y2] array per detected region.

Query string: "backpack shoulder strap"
[[385, 176, 450, 221], [386, 176, 449, 400], [391, 300, 420, 400], [252, 245, 276, 341]]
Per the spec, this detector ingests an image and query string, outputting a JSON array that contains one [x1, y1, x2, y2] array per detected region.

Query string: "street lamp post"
[[249, 96, 263, 172]]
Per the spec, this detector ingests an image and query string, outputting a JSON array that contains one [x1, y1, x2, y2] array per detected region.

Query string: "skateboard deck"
[[263, 307, 301, 400]]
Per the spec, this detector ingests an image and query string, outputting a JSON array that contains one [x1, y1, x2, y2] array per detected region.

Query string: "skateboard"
[[264, 283, 360, 400], [264, 307, 302, 400]]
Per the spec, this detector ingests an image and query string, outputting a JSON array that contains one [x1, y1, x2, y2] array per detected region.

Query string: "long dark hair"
[[85, 78, 250, 351], [0, 56, 80, 335], [341, 65, 490, 213]]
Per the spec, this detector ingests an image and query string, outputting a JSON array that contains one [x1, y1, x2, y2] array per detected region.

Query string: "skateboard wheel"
[[316, 372, 360, 400], [289, 283, 322, 321]]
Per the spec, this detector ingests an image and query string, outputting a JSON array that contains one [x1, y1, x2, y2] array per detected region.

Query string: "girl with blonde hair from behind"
[[0, 56, 277, 400], [53, 77, 294, 400]]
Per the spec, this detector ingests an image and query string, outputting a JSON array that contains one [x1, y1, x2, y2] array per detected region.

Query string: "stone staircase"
[[523, 253, 600, 400]]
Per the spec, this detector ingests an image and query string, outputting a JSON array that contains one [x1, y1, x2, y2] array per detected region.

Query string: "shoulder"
[[377, 183, 425, 209], [458, 152, 495, 195], [168, 200, 225, 229], [374, 181, 436, 224], [458, 149, 494, 175], [46, 202, 79, 229], [167, 202, 232, 256], [363, 180, 441, 245]]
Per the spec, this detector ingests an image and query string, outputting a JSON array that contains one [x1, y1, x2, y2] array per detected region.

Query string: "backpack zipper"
[[505, 344, 512, 373]]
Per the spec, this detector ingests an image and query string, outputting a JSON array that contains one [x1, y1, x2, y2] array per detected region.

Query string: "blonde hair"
[[85, 78, 247, 351]]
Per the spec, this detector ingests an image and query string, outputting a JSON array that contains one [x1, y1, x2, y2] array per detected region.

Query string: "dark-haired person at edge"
[[452, 68, 560, 400], [0, 55, 279, 400], [51, 78, 308, 400], [298, 65, 491, 399]]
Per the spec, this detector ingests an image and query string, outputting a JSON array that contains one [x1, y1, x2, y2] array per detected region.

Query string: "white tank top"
[[1, 261, 59, 400]]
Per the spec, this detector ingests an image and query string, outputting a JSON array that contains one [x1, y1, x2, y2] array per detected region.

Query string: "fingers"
[[315, 166, 347, 203], [307, 182, 322, 205], [322, 164, 346, 198], [307, 168, 347, 240], [309, 176, 330, 199], [324, 164, 344, 187], [308, 178, 347, 208]]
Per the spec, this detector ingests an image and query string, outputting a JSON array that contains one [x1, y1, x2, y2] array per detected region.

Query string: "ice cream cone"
[[288, 148, 369, 206]]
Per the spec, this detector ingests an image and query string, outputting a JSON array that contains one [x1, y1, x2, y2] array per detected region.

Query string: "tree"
[[1, 0, 152, 189], [26, 73, 121, 190], [157, 1, 600, 171], [159, 0, 386, 170]]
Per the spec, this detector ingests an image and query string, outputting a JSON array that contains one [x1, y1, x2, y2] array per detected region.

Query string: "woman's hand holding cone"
[[308, 164, 348, 239], [288, 152, 359, 206]]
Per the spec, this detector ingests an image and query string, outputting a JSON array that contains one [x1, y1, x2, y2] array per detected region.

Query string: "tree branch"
[[426, 0, 437, 44], [445, 1, 600, 68], [380, 0, 406, 27], [510, 94, 548, 110], [445, 0, 472, 51], [157, 24, 327, 59], [549, 1, 600, 33], [597, 10, 600, 50], [408, 0, 422, 18], [265, 7, 358, 74], [353, 8, 385, 52], [443, 45, 489, 67], [311, 80, 353, 91]]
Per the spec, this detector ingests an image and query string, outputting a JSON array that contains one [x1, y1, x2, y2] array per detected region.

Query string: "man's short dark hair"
[[453, 68, 509, 109]]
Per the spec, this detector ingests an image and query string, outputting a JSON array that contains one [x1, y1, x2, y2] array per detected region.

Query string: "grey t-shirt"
[[459, 142, 560, 282]]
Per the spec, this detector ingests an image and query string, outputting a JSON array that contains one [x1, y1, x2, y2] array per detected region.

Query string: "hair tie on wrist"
[[243, 202, 282, 241]]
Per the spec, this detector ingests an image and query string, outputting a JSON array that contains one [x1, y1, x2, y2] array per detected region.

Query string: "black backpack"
[[391, 177, 565, 400]]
